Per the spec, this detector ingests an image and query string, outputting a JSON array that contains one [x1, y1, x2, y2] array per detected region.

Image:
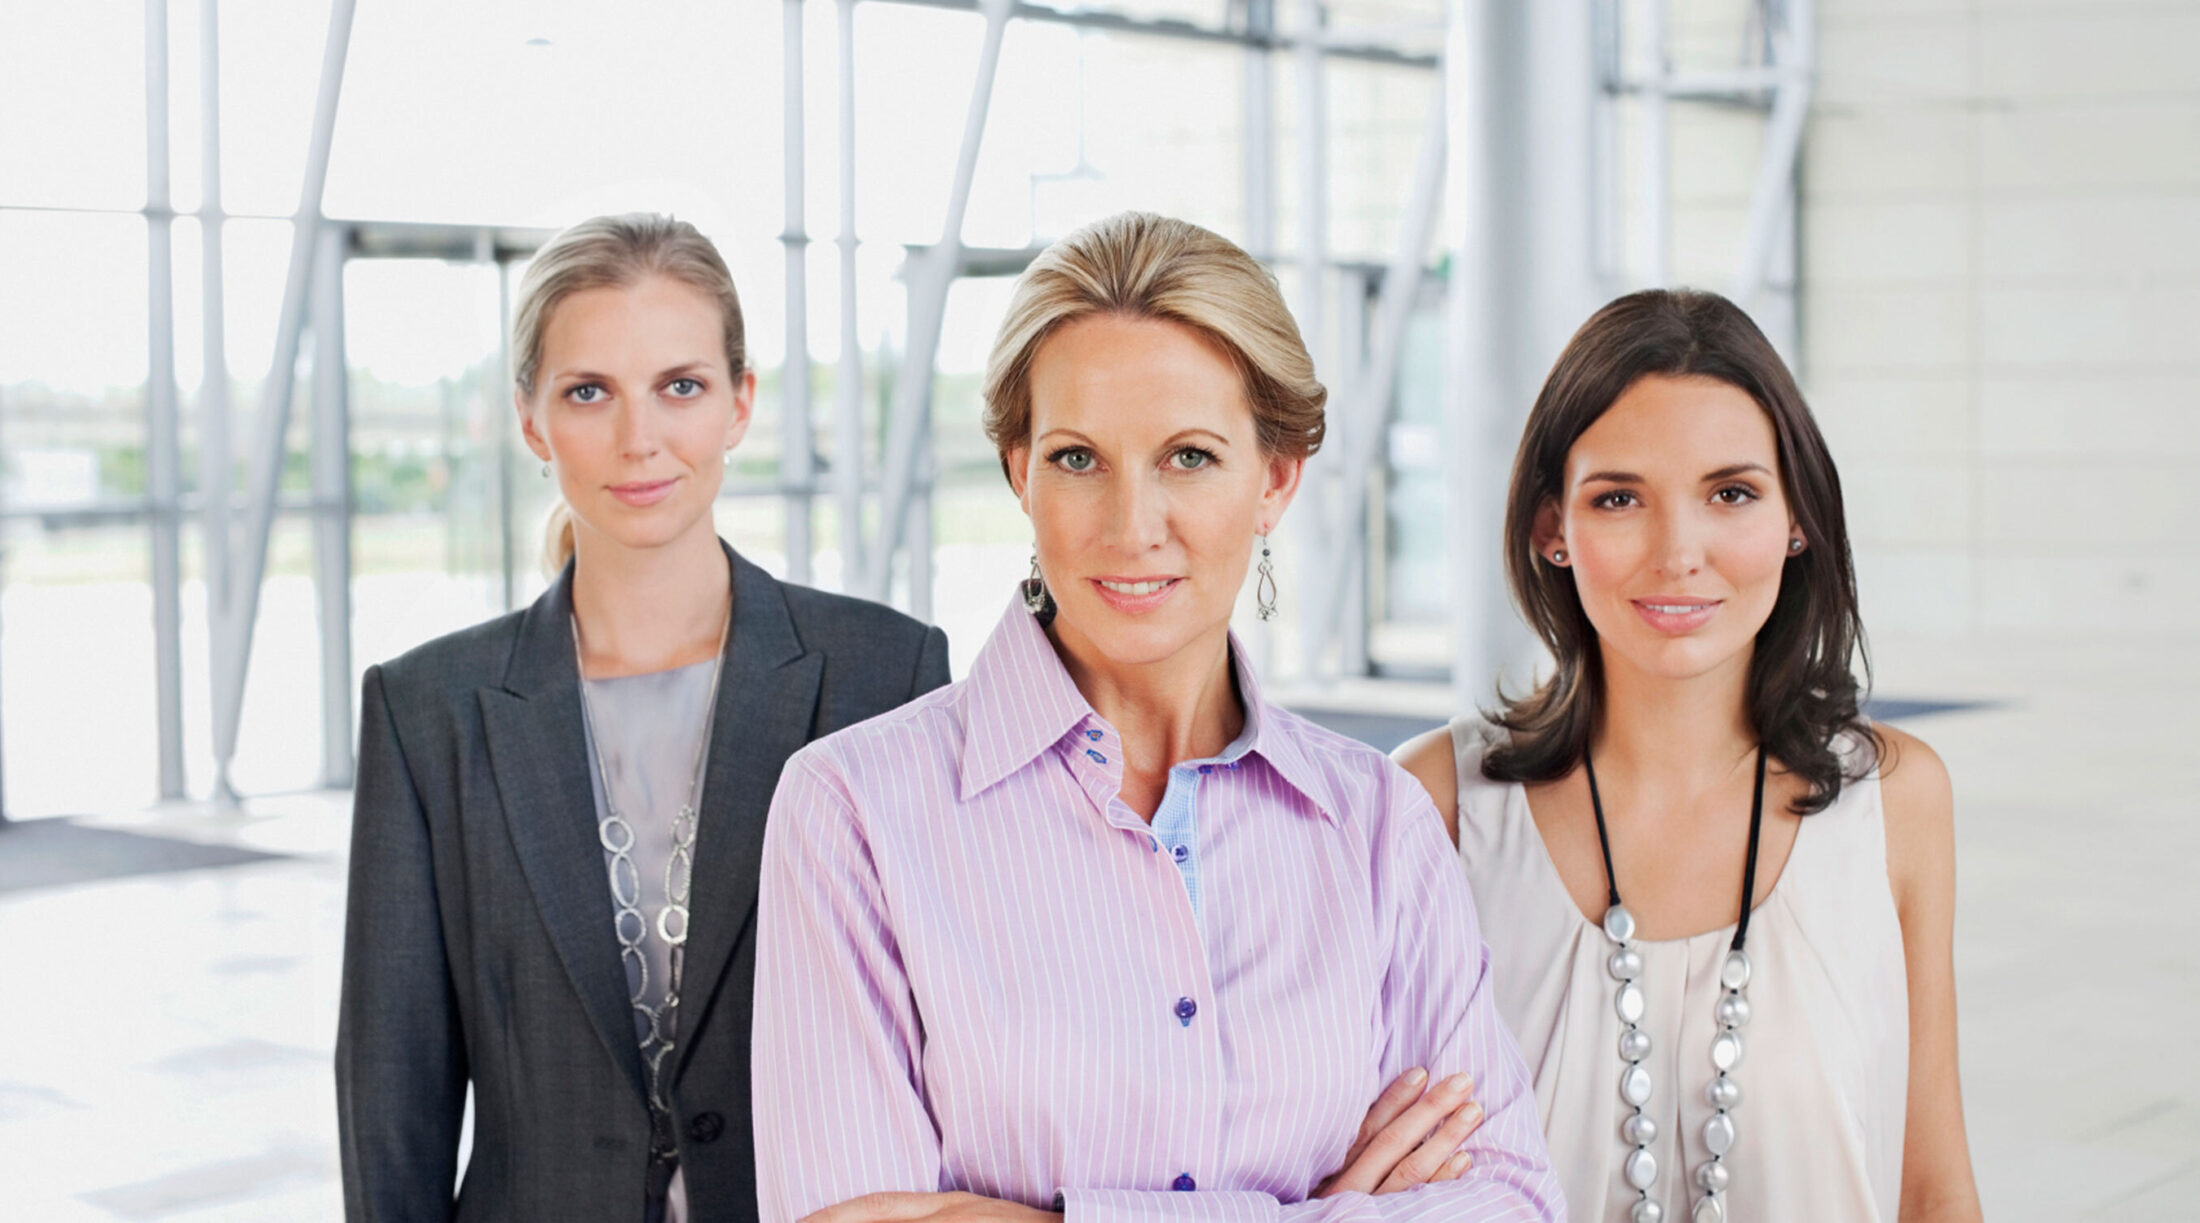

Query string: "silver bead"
[[1622, 1112, 1659, 1146], [1692, 1194, 1726, 1223], [1616, 980, 1647, 1025], [1621, 1063, 1652, 1107], [1603, 904, 1637, 943], [1609, 947, 1644, 981], [1710, 1030, 1746, 1072], [1631, 1201, 1665, 1223], [1715, 993, 1752, 1030], [1624, 1147, 1659, 1191], [1696, 1160, 1730, 1192], [1719, 949, 1752, 991], [1619, 1027, 1653, 1063], [1703, 1111, 1736, 1156], [1706, 1075, 1743, 1110]]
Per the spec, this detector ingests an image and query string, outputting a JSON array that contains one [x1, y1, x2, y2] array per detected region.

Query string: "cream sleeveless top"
[[1449, 718, 1909, 1223]]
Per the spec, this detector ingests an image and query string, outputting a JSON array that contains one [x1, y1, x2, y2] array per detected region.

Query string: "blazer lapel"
[[477, 567, 650, 1105], [672, 546, 822, 1080]]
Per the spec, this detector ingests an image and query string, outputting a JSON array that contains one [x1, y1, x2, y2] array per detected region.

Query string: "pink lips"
[[1089, 577, 1181, 615], [1630, 597, 1721, 635], [608, 479, 677, 507]]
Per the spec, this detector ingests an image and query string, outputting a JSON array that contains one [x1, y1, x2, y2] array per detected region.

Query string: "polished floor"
[[0, 632, 2192, 1221]]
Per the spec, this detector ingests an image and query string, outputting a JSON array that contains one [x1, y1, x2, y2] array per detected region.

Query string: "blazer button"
[[686, 1111, 725, 1144]]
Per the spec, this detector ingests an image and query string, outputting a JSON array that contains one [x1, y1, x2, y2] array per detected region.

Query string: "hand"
[[801, 1192, 1057, 1223], [1312, 1067, 1484, 1197]]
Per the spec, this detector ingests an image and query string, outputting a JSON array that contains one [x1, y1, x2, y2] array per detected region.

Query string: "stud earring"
[[1550, 548, 1568, 565], [1255, 533, 1278, 621], [1789, 537, 1805, 555]]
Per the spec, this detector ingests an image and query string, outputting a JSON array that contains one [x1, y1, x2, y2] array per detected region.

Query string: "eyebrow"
[[1033, 427, 1237, 448], [551, 360, 717, 383], [1579, 461, 1773, 485]]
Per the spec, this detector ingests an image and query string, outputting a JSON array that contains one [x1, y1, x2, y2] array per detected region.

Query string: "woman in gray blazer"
[[336, 214, 950, 1223]]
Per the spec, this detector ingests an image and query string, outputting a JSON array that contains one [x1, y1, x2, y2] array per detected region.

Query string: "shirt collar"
[[956, 592, 1339, 825]]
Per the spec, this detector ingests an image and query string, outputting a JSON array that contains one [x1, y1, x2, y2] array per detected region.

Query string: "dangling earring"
[[1022, 551, 1056, 624], [723, 449, 733, 468], [541, 461, 550, 478], [1255, 533, 1278, 622]]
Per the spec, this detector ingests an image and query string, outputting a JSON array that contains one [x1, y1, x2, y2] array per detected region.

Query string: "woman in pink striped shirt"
[[752, 213, 1562, 1223]]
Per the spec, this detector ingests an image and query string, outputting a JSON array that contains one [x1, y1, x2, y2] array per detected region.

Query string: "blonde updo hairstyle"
[[512, 213, 748, 574], [981, 211, 1327, 481]]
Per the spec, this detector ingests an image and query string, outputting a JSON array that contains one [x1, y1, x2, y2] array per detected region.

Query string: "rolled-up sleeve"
[[753, 750, 944, 1222]]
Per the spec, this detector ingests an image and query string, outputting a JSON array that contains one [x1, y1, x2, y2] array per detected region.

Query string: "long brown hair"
[[1484, 289, 1877, 814]]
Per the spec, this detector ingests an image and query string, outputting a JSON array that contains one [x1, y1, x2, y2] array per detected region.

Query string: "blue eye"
[[1170, 448, 1215, 471], [1050, 447, 1097, 473], [667, 377, 704, 397], [568, 384, 607, 405]]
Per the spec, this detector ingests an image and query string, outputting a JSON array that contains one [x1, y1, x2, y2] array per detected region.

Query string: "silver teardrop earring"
[[1255, 533, 1278, 621], [541, 461, 551, 478], [1022, 551, 1056, 624]]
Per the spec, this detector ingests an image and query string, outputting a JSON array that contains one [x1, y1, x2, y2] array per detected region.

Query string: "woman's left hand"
[[801, 1192, 1059, 1223]]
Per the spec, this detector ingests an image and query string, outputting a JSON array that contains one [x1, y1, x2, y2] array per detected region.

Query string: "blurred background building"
[[1, 1, 2194, 1219]]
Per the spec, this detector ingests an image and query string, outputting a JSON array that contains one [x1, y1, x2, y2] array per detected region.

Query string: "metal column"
[[209, 0, 356, 797], [310, 223, 353, 788], [201, 0, 233, 633], [861, 0, 1013, 602], [146, 0, 186, 801], [781, 0, 815, 584], [834, 0, 866, 589]]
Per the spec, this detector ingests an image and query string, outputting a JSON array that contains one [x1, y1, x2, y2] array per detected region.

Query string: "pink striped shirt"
[[753, 597, 1562, 1222]]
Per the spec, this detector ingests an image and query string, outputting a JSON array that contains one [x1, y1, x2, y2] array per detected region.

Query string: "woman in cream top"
[[1396, 289, 1981, 1223]]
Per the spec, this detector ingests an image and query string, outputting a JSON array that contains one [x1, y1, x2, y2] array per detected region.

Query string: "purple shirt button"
[[1172, 1174, 1196, 1192], [1172, 844, 1189, 863], [1086, 749, 1107, 764], [1174, 997, 1196, 1026]]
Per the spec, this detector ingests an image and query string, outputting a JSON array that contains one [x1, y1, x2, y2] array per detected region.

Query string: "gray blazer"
[[337, 544, 950, 1222]]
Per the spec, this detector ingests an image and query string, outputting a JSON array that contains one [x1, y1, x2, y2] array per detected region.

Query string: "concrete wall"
[[1797, 0, 2200, 639]]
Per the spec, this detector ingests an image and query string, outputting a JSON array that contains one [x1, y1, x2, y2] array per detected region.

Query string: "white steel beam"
[[781, 0, 815, 584], [1308, 94, 1447, 660], [1726, 0, 1813, 323], [146, 0, 186, 800], [835, 0, 866, 586], [310, 223, 352, 788], [1639, 0, 1669, 286], [1290, 0, 1333, 681], [201, 0, 232, 617], [209, 0, 357, 797], [861, 0, 1013, 602], [1442, 0, 1506, 714]]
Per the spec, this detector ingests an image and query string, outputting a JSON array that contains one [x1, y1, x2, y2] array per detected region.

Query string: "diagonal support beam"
[[1726, 0, 1813, 314], [1307, 90, 1449, 660], [210, 0, 356, 798], [861, 0, 1014, 602]]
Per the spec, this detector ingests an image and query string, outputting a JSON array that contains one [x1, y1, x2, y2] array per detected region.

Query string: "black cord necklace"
[[1582, 743, 1768, 1223]]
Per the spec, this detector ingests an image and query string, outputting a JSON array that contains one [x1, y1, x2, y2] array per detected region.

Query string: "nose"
[[1651, 503, 1705, 577], [613, 399, 659, 461], [1105, 469, 1170, 554]]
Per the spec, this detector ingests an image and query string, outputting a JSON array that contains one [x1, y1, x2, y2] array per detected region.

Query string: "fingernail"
[[1442, 1073, 1472, 1095], [1404, 1066, 1429, 1087], [1447, 1150, 1472, 1173], [1462, 1103, 1483, 1123]]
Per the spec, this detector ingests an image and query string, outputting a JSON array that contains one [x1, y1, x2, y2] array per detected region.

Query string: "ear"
[[723, 368, 758, 452], [516, 389, 552, 462], [1255, 454, 1306, 532], [1529, 497, 1566, 565], [1005, 444, 1033, 515]]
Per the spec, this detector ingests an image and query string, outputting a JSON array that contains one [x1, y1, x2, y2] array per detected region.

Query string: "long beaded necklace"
[[1586, 744, 1767, 1223], [571, 604, 730, 1162]]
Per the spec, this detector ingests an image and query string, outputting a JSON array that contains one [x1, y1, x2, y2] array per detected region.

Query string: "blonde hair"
[[514, 213, 748, 574], [981, 211, 1326, 481]]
